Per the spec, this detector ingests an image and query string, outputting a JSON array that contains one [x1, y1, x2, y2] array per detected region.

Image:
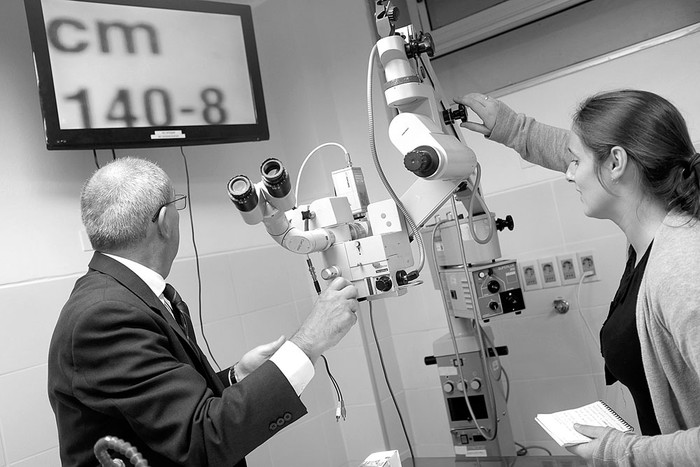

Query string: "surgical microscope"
[[227, 1, 525, 458]]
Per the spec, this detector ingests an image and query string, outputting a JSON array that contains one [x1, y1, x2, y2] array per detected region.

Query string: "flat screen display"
[[24, 0, 269, 150]]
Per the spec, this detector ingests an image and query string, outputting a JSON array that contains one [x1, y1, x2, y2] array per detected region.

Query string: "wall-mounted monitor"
[[24, 0, 269, 150]]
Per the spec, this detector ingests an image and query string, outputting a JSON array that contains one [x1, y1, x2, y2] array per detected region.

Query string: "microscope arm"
[[261, 207, 336, 254]]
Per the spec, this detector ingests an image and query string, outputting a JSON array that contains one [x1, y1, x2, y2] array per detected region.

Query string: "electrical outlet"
[[538, 257, 561, 288], [518, 260, 541, 291], [557, 254, 581, 285], [577, 250, 598, 280]]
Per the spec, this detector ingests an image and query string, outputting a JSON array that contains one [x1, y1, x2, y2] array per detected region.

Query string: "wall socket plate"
[[557, 253, 581, 285], [538, 257, 561, 288], [518, 260, 542, 291], [577, 250, 598, 280]]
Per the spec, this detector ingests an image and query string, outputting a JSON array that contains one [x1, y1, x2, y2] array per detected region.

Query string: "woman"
[[456, 90, 700, 465]]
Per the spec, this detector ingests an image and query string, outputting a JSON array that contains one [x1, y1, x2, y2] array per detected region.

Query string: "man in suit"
[[48, 157, 359, 466]]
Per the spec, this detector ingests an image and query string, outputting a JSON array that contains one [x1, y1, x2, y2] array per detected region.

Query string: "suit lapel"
[[88, 252, 222, 390], [89, 253, 190, 340]]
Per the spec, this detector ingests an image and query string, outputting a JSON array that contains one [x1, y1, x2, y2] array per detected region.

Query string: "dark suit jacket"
[[48, 252, 307, 466]]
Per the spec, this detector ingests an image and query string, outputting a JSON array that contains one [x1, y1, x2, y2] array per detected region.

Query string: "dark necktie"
[[163, 284, 197, 343], [162, 284, 222, 391]]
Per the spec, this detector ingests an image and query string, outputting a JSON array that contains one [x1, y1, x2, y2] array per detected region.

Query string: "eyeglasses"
[[151, 194, 187, 222]]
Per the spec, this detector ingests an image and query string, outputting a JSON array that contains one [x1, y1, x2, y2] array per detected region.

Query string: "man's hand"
[[454, 93, 499, 137], [290, 277, 359, 364], [566, 424, 610, 463], [235, 335, 286, 381]]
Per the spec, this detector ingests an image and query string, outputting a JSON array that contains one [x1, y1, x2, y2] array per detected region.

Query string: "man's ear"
[[154, 207, 173, 239]]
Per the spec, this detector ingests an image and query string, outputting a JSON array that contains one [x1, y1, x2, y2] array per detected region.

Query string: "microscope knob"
[[404, 146, 439, 178], [375, 275, 393, 292], [496, 215, 514, 231], [487, 280, 500, 294], [470, 378, 482, 391], [442, 382, 454, 393], [386, 5, 399, 22]]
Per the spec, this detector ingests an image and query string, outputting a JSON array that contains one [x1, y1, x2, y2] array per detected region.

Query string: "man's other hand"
[[235, 335, 286, 380]]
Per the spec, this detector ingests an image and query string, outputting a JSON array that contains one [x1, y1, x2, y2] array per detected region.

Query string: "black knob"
[[404, 146, 439, 177], [443, 104, 467, 125], [375, 275, 393, 292], [424, 356, 437, 366], [487, 280, 500, 294], [496, 215, 514, 231], [488, 301, 500, 311], [387, 5, 399, 22]]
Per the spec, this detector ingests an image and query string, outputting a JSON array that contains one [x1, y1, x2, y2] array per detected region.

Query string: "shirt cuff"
[[269, 340, 314, 396]]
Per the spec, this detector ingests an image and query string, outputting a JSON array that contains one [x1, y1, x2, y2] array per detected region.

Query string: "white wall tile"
[[239, 303, 302, 350], [246, 442, 273, 467], [324, 345, 377, 406], [0, 422, 6, 467], [320, 411, 352, 467], [0, 278, 75, 375], [267, 415, 334, 467], [494, 311, 599, 381], [383, 285, 448, 336], [404, 388, 453, 450], [393, 329, 450, 390], [485, 183, 566, 258], [362, 331, 402, 403], [6, 448, 60, 467], [198, 315, 246, 371], [339, 404, 388, 466], [378, 395, 412, 461], [228, 247, 296, 313], [171, 253, 237, 324], [0, 367, 57, 464], [550, 178, 621, 244]]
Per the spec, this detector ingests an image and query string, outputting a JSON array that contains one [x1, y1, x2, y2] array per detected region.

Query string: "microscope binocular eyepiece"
[[227, 175, 258, 212], [260, 158, 292, 199], [227, 158, 296, 226]]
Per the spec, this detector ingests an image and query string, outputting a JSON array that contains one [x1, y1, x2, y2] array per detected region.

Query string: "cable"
[[366, 43, 426, 276], [368, 301, 415, 463], [93, 149, 100, 169], [320, 355, 346, 421], [514, 441, 552, 456], [464, 164, 495, 245], [294, 142, 351, 205], [575, 270, 597, 347], [179, 146, 220, 371]]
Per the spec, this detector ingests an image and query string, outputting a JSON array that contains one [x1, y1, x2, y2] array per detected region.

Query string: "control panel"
[[441, 259, 525, 321]]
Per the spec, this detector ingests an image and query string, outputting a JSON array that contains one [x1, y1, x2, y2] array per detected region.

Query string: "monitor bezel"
[[24, 0, 269, 150]]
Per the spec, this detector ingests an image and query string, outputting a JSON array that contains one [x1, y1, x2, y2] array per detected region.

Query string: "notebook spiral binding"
[[599, 400, 634, 431]]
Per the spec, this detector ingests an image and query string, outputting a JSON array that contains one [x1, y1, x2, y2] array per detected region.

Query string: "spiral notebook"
[[535, 400, 634, 447]]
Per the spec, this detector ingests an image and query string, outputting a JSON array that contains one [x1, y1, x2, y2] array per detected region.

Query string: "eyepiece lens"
[[227, 175, 258, 212], [260, 158, 291, 199], [230, 177, 251, 197]]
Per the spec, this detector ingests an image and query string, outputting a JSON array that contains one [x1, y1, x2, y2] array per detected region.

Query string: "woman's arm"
[[455, 93, 572, 173]]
